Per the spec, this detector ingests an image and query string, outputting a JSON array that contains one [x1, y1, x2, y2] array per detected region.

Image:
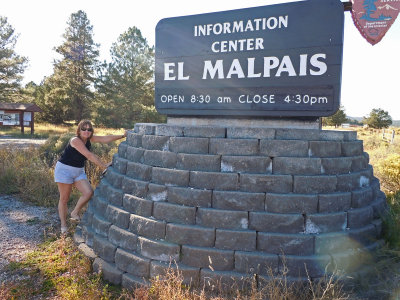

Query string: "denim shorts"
[[54, 161, 87, 184]]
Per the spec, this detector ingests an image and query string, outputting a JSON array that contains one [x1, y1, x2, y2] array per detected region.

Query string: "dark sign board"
[[155, 0, 344, 117]]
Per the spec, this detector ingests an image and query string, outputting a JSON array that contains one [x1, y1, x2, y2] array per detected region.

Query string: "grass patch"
[[0, 146, 60, 206], [0, 123, 67, 139], [0, 168, 20, 194], [382, 191, 400, 249], [0, 235, 119, 299], [0, 122, 127, 139], [344, 245, 400, 299]]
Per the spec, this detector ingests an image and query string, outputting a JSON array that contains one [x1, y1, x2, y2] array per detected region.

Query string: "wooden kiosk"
[[0, 103, 42, 135]]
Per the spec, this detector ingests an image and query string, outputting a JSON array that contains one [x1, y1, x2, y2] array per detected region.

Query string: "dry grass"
[[0, 145, 59, 205], [0, 121, 127, 138], [324, 126, 400, 194], [0, 283, 13, 299], [0, 235, 118, 299], [0, 122, 72, 138], [118, 263, 349, 300], [358, 128, 400, 194]]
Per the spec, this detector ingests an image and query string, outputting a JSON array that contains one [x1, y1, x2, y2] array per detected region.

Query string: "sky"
[[2, 0, 400, 119]]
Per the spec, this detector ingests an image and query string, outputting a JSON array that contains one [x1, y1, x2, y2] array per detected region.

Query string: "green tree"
[[363, 108, 392, 129], [0, 16, 27, 101], [95, 26, 163, 128], [322, 105, 348, 127], [35, 75, 74, 123], [48, 10, 100, 123], [18, 81, 40, 105]]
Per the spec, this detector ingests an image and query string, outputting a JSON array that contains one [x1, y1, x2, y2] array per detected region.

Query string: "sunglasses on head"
[[81, 127, 93, 132]]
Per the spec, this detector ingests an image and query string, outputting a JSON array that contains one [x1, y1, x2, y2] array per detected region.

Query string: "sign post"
[[155, 0, 344, 118]]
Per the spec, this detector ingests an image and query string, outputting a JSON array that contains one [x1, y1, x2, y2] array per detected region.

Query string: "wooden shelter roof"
[[0, 102, 42, 112]]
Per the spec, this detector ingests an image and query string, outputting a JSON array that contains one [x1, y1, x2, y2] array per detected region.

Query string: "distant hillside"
[[348, 116, 399, 127], [348, 116, 363, 122]]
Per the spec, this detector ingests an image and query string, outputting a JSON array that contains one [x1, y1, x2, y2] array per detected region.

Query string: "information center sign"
[[155, 0, 344, 117]]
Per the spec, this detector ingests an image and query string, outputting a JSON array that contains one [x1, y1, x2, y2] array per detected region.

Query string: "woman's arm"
[[91, 130, 127, 143], [70, 137, 108, 169]]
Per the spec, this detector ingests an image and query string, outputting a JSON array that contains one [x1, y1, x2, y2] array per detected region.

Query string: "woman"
[[54, 120, 127, 233]]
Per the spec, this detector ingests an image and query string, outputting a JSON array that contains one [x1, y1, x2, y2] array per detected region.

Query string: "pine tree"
[[95, 26, 163, 128], [322, 105, 348, 128], [50, 10, 100, 123], [0, 16, 27, 101]]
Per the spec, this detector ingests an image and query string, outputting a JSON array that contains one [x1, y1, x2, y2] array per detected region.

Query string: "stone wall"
[[74, 123, 388, 289]]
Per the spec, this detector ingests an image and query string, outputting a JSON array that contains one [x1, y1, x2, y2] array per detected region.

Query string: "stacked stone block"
[[75, 123, 387, 288]]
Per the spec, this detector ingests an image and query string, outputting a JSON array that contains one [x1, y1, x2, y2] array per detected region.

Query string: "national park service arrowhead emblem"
[[351, 0, 400, 45]]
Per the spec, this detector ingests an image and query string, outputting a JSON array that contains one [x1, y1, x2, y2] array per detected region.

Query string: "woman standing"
[[54, 120, 126, 233]]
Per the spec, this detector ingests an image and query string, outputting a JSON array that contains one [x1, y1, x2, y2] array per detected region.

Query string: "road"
[[0, 137, 47, 149]]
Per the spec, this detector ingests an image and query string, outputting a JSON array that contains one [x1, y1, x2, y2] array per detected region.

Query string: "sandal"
[[70, 214, 80, 222]]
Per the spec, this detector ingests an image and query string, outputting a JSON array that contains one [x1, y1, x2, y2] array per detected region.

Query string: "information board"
[[155, 0, 344, 117]]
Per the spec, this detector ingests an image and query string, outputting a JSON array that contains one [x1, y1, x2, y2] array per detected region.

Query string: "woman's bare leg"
[[71, 179, 93, 219], [57, 182, 73, 228]]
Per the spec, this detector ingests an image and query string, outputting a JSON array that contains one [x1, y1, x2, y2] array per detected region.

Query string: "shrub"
[[362, 133, 388, 152], [40, 133, 74, 167], [0, 146, 59, 206], [375, 154, 400, 193], [0, 168, 19, 194], [383, 192, 400, 249], [85, 141, 118, 186], [39, 133, 118, 186]]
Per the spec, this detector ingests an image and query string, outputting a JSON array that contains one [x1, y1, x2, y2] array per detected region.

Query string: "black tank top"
[[59, 138, 91, 168]]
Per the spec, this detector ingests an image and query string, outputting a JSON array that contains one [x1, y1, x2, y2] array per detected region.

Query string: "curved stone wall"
[[75, 123, 388, 288]]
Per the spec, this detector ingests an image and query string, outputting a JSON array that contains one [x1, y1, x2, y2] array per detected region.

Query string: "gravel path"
[[0, 195, 59, 284], [0, 137, 47, 149]]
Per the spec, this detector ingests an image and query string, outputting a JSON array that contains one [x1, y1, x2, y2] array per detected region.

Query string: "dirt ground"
[[0, 137, 47, 149], [0, 137, 57, 286], [0, 195, 59, 284]]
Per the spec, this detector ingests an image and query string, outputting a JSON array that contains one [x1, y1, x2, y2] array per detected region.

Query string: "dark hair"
[[76, 120, 94, 139]]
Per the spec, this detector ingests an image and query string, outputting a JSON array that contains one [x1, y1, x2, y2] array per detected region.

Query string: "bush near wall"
[[376, 154, 400, 194], [40, 133, 118, 187], [383, 191, 400, 249], [0, 133, 118, 207], [0, 146, 58, 207]]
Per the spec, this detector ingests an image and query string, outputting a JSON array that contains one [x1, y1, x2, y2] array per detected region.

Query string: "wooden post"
[[20, 111, 24, 134], [392, 130, 395, 144], [343, 1, 352, 11], [31, 112, 34, 135]]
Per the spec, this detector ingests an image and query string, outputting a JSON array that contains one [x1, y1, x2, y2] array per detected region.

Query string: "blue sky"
[[2, 0, 400, 119]]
